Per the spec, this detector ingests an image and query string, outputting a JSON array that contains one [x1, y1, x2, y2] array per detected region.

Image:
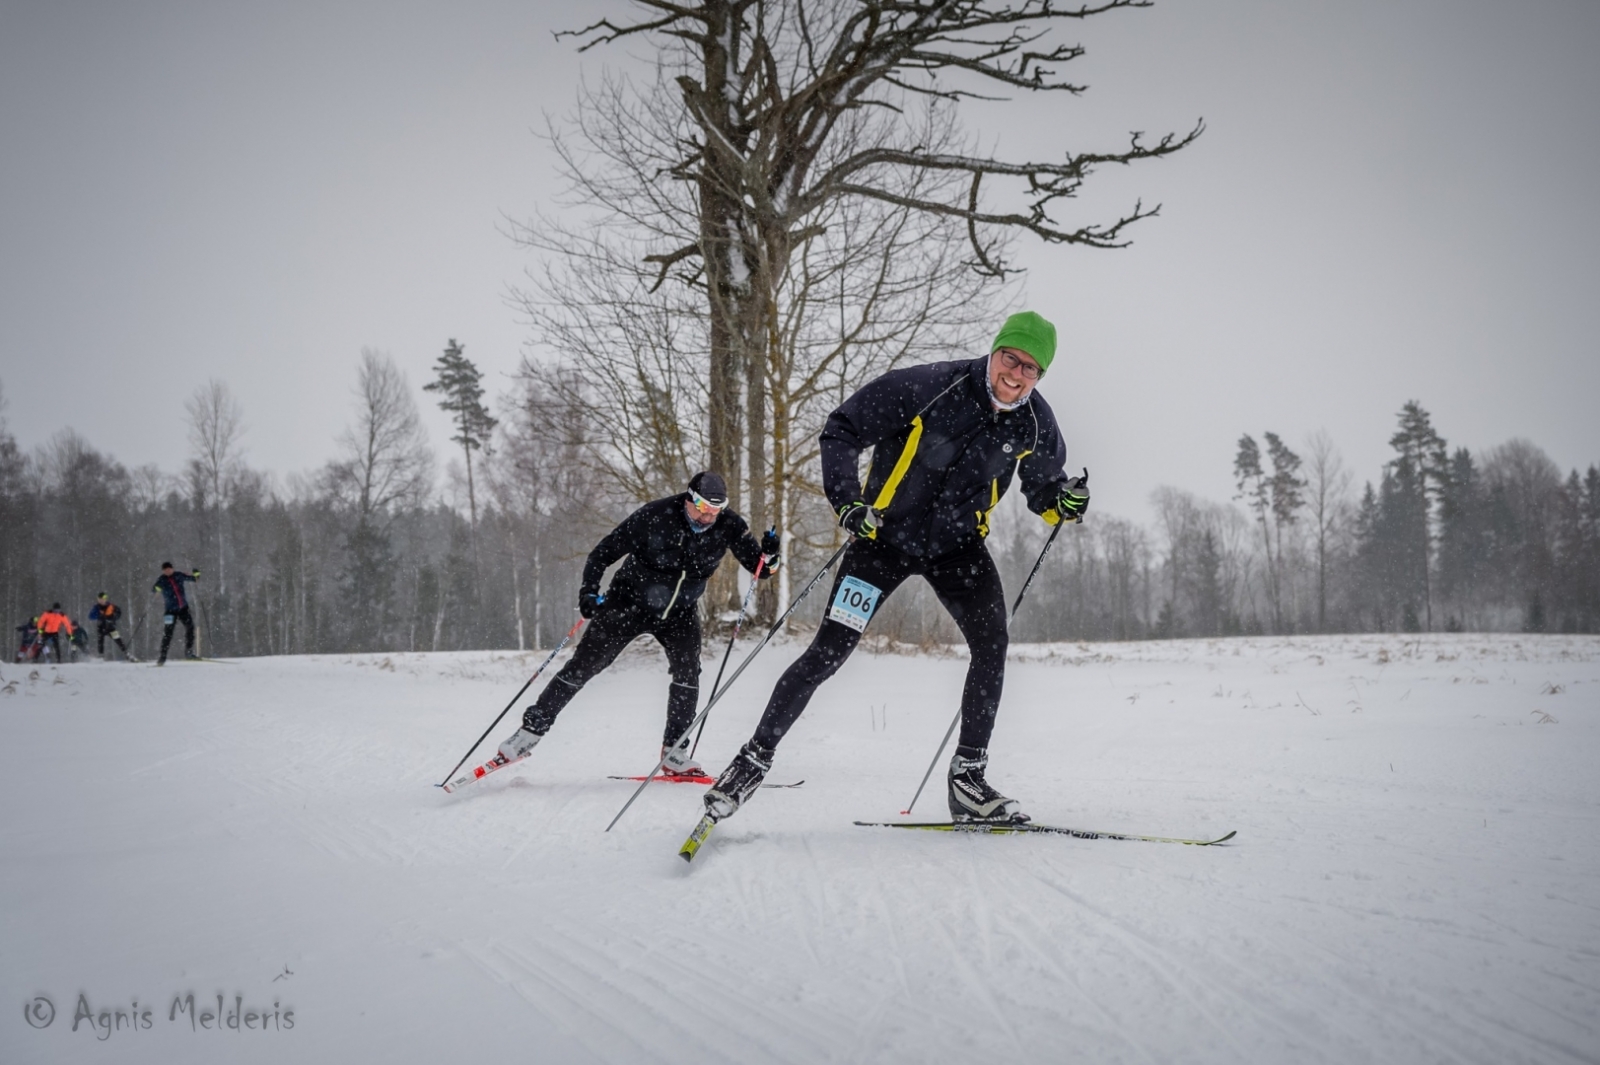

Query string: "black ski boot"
[[948, 747, 1028, 823], [704, 740, 774, 822]]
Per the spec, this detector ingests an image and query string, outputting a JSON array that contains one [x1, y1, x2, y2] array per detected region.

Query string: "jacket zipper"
[[661, 570, 687, 619]]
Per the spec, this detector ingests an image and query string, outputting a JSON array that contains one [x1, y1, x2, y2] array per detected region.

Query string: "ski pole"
[[899, 487, 1084, 816], [435, 614, 585, 787], [194, 590, 209, 660], [606, 540, 848, 832], [1004, 463, 1081, 614], [689, 539, 771, 757]]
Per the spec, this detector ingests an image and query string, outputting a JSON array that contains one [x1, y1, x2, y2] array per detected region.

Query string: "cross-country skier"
[[701, 311, 1089, 827], [89, 593, 136, 661], [36, 604, 75, 663], [152, 562, 200, 665], [495, 471, 780, 776]]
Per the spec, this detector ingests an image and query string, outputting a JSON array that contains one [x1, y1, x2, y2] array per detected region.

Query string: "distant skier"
[[15, 617, 40, 662], [152, 562, 200, 665], [89, 593, 136, 661], [35, 604, 75, 663], [702, 311, 1088, 827], [495, 471, 780, 776]]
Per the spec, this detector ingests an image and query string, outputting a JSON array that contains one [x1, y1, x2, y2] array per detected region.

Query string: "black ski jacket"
[[821, 356, 1072, 559], [153, 572, 196, 614], [90, 602, 121, 625], [582, 495, 772, 620]]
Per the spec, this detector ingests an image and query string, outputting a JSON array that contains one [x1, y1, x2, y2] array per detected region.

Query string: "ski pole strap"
[[435, 615, 585, 787], [606, 540, 848, 832]]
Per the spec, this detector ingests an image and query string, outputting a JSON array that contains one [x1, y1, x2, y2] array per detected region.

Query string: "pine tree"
[[1388, 401, 1449, 630], [1235, 432, 1304, 632], [423, 339, 497, 531], [1436, 447, 1486, 626]]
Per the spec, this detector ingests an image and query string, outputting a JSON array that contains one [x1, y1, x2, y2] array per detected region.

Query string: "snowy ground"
[[2, 632, 1597, 1064]]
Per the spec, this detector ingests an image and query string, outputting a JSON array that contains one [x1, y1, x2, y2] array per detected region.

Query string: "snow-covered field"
[[2, 632, 1596, 1064]]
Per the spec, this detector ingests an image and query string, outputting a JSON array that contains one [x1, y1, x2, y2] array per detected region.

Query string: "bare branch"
[[643, 242, 704, 291]]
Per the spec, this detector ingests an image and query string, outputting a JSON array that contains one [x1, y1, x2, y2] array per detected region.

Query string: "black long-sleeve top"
[[582, 494, 771, 620], [820, 356, 1071, 558]]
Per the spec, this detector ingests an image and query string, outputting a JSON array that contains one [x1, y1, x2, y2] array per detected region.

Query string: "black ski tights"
[[523, 603, 702, 746], [751, 536, 1008, 752]]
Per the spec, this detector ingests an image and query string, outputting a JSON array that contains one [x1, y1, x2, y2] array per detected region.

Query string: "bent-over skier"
[[36, 605, 75, 663], [702, 311, 1089, 828], [496, 471, 780, 776], [89, 593, 136, 660]]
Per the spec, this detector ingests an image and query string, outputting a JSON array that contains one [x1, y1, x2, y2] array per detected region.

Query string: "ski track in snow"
[[2, 633, 1597, 1064]]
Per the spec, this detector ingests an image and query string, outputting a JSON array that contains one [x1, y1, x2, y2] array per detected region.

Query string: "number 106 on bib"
[[827, 576, 882, 633]]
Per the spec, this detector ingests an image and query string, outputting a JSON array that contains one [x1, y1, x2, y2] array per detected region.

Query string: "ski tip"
[[678, 815, 715, 863], [1211, 830, 1237, 844]]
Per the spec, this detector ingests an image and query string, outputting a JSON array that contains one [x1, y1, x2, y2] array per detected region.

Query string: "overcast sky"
[[2, 0, 1597, 525]]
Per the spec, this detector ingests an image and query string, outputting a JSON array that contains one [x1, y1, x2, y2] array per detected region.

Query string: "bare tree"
[[322, 350, 434, 525], [185, 380, 245, 595], [515, 55, 1007, 617], [560, 0, 1200, 518], [1304, 429, 1351, 631], [318, 350, 435, 647]]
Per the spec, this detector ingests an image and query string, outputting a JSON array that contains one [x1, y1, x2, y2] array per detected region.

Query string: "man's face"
[[685, 492, 723, 530], [989, 347, 1043, 407], [162, 567, 174, 576]]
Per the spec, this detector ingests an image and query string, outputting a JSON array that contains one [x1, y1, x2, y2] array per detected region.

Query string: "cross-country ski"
[[852, 821, 1238, 846]]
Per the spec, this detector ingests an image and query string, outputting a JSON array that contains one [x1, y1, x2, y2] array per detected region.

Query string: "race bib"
[[827, 576, 882, 633]]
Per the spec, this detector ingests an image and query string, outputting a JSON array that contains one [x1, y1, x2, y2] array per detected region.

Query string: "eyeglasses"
[[689, 490, 725, 514], [995, 349, 1043, 381]]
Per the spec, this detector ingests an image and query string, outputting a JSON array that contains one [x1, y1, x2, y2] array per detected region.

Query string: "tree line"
[[986, 402, 1598, 645], [4, 357, 1594, 662]]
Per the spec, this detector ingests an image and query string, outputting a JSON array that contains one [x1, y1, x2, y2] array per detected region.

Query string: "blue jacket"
[[153, 572, 197, 614], [820, 356, 1071, 558]]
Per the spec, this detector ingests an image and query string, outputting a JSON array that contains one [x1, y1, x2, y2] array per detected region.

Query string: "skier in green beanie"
[[687, 308, 1091, 858]]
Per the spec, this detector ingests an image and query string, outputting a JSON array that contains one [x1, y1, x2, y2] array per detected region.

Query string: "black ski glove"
[[759, 528, 781, 570], [838, 502, 881, 539], [1056, 468, 1090, 521], [578, 592, 606, 619]]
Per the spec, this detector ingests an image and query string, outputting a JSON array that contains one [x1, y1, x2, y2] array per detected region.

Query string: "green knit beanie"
[[991, 311, 1057, 373]]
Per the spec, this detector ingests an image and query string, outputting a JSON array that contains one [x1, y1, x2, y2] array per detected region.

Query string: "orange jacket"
[[38, 610, 74, 636]]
